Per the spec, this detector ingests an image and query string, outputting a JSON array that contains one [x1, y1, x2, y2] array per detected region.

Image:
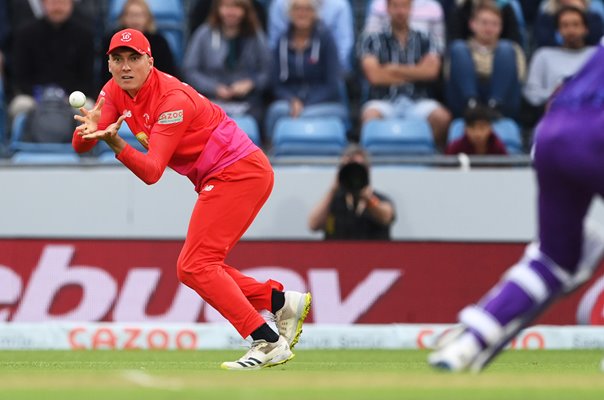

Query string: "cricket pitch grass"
[[0, 349, 602, 400]]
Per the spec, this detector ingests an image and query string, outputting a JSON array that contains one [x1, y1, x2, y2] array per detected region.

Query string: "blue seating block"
[[360, 118, 436, 155], [11, 152, 80, 164], [272, 117, 348, 156], [9, 112, 74, 154]]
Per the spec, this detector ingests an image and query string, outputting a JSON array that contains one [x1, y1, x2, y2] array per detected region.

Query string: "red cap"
[[106, 29, 152, 56]]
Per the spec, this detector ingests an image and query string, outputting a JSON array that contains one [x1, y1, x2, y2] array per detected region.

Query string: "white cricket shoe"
[[221, 336, 294, 370], [428, 327, 482, 372], [275, 291, 312, 349]]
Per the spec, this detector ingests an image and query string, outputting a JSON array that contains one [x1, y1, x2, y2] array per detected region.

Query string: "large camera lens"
[[338, 162, 369, 194]]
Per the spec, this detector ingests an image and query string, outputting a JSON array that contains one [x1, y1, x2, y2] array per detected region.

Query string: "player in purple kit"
[[428, 37, 604, 372]]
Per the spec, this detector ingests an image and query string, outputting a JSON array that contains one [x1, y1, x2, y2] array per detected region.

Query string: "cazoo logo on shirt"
[[158, 110, 184, 124]]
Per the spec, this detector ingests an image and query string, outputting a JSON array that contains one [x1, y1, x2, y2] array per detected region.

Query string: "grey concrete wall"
[[1, 164, 603, 241]]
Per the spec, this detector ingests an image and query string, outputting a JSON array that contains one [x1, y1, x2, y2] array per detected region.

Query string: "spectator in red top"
[[445, 104, 507, 155], [72, 28, 311, 370]]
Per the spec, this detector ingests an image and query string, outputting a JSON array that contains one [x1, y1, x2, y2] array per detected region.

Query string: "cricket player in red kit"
[[72, 28, 311, 370]]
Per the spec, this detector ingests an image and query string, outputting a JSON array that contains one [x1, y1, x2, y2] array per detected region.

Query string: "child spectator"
[[446, 104, 507, 155]]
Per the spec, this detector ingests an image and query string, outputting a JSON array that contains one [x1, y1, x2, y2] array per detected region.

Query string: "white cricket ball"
[[69, 91, 87, 108]]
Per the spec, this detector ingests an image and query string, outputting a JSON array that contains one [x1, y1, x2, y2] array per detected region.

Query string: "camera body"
[[338, 162, 369, 195]]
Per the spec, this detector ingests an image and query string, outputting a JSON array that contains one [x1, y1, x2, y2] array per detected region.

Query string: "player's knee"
[[176, 257, 191, 285], [176, 253, 220, 286], [176, 253, 200, 285]]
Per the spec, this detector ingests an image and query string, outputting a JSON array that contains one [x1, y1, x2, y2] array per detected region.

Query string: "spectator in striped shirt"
[[358, 0, 452, 150]]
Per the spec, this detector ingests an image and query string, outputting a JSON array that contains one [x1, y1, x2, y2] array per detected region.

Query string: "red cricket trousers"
[[176, 150, 282, 338]]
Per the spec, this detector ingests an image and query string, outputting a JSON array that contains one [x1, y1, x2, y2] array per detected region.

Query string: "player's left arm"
[[116, 93, 195, 185]]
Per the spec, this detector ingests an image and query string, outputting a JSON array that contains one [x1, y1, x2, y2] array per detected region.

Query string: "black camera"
[[338, 162, 369, 195]]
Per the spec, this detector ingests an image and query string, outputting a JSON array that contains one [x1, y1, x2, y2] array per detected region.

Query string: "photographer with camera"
[[308, 144, 396, 240]]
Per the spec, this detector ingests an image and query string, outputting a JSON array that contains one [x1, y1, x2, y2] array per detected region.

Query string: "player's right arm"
[[72, 88, 120, 153], [115, 92, 194, 185]]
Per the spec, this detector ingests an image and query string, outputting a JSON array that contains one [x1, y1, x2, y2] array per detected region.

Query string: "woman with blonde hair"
[[264, 0, 349, 140], [100, 0, 177, 85]]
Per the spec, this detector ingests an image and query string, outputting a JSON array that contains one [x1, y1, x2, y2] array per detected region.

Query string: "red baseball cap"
[[106, 28, 152, 56]]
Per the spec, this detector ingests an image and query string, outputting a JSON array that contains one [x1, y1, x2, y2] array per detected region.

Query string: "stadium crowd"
[[0, 0, 602, 159]]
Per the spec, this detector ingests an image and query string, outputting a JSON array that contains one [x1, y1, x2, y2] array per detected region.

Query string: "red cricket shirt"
[[72, 68, 257, 191]]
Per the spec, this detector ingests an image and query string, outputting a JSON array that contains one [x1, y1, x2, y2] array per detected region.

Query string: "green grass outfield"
[[0, 349, 602, 400]]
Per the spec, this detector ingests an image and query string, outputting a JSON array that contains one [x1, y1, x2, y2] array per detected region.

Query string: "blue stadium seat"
[[447, 117, 524, 154], [158, 27, 185, 65], [360, 118, 436, 155], [232, 114, 262, 146], [271, 117, 348, 156], [107, 0, 186, 64], [9, 112, 74, 154], [11, 152, 80, 164]]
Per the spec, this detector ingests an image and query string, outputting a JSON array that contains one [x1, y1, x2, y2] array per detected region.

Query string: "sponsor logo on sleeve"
[[158, 110, 184, 125], [135, 132, 149, 150]]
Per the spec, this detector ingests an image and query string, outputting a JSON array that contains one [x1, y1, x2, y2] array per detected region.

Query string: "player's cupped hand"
[[74, 97, 106, 138], [78, 114, 127, 144]]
